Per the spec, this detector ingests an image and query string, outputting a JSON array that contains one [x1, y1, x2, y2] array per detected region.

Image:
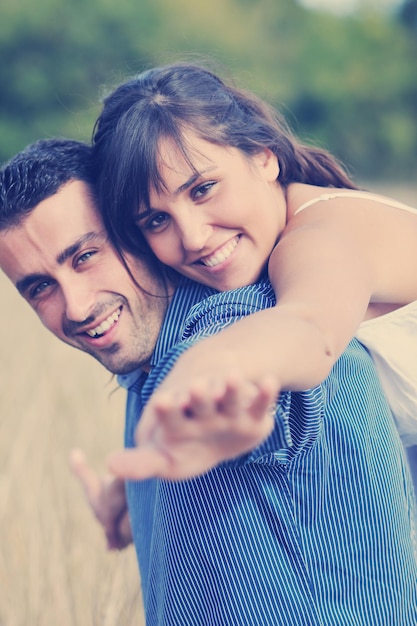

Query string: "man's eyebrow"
[[56, 231, 103, 265], [15, 231, 105, 295], [16, 273, 50, 295]]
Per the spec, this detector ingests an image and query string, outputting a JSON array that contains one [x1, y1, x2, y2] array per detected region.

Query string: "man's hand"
[[69, 449, 132, 550], [108, 375, 278, 481]]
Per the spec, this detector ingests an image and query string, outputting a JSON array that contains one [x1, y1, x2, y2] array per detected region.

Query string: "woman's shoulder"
[[286, 183, 417, 219]]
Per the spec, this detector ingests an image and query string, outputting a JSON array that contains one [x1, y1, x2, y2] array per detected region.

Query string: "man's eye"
[[192, 181, 215, 200], [76, 251, 96, 266], [30, 281, 53, 298]]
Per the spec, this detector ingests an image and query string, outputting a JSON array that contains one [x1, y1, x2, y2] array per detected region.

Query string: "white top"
[[295, 190, 417, 446]]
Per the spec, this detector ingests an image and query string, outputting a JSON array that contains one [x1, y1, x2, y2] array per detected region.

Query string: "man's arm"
[[70, 449, 132, 549]]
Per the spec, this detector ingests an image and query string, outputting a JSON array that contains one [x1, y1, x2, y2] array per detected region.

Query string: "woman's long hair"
[[92, 62, 357, 254]]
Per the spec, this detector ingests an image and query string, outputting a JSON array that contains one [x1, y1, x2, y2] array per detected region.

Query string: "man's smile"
[[85, 306, 122, 337]]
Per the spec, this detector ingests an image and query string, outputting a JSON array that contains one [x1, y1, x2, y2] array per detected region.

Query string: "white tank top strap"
[[293, 190, 417, 217]]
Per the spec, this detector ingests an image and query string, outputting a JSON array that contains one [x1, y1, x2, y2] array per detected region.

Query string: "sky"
[[298, 0, 403, 15]]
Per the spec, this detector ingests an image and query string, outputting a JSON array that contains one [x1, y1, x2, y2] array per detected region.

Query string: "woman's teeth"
[[86, 308, 121, 337], [201, 237, 239, 268]]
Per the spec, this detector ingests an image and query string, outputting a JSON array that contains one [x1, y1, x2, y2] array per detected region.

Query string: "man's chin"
[[79, 344, 141, 376], [95, 355, 144, 376], [70, 338, 149, 375], [105, 361, 144, 376]]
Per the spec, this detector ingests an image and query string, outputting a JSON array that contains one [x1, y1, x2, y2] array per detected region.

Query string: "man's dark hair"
[[0, 138, 95, 230]]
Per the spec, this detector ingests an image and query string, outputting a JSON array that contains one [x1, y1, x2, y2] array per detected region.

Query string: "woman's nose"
[[178, 219, 212, 253]]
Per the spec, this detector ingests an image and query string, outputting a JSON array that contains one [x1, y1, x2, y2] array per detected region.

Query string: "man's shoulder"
[[166, 277, 216, 324], [151, 278, 215, 364], [143, 278, 277, 401], [183, 279, 276, 334]]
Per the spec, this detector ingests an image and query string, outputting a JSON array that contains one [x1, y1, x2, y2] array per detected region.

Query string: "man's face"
[[0, 180, 170, 374]]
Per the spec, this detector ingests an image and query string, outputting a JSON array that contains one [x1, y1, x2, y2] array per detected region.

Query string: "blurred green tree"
[[0, 0, 159, 159], [0, 0, 415, 181], [398, 0, 417, 31]]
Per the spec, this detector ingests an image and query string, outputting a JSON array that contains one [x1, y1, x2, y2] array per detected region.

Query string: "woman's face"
[[135, 130, 286, 291]]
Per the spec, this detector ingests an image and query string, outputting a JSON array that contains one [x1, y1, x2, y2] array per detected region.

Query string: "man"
[[1, 139, 416, 626], [0, 137, 174, 549]]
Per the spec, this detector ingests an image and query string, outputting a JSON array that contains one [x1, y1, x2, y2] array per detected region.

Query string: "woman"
[[92, 61, 417, 478]]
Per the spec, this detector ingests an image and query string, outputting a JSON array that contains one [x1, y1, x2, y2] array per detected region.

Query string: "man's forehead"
[[34, 179, 101, 223], [16, 180, 101, 239], [0, 180, 106, 285]]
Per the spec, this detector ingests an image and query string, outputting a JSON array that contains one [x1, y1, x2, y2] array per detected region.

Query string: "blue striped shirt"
[[118, 278, 417, 625]]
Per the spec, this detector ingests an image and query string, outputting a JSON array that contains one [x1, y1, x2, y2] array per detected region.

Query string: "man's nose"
[[62, 278, 95, 323]]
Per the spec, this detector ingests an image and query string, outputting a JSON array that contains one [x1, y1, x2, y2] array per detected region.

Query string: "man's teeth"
[[202, 237, 238, 268], [86, 309, 121, 337]]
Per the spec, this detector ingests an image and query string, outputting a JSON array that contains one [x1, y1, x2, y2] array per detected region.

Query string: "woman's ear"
[[254, 148, 280, 182]]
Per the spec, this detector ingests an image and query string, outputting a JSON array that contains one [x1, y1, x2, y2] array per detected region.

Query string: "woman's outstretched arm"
[[109, 197, 417, 480]]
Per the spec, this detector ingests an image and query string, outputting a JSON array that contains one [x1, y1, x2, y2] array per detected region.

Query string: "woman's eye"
[[142, 213, 170, 232], [192, 181, 215, 200]]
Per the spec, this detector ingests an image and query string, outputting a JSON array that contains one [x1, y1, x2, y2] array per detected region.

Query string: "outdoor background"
[[0, 0, 416, 624]]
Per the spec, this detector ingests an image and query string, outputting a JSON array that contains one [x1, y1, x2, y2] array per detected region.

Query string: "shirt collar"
[[117, 277, 215, 391], [150, 277, 215, 367]]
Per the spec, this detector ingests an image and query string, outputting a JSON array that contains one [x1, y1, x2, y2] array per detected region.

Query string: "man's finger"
[[69, 448, 101, 508], [107, 512, 133, 550]]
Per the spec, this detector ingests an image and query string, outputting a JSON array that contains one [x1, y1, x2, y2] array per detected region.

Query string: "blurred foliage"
[[0, 0, 416, 181]]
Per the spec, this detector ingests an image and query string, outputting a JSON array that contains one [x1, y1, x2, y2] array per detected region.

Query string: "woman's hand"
[[108, 375, 278, 481]]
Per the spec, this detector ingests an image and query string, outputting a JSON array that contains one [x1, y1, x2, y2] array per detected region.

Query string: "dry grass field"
[[0, 274, 144, 625], [0, 183, 415, 625]]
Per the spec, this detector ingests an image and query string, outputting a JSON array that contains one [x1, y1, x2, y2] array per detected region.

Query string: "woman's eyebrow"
[[134, 177, 202, 222], [134, 175, 202, 222], [174, 166, 216, 196], [174, 172, 201, 195], [136, 166, 218, 220], [135, 208, 153, 222]]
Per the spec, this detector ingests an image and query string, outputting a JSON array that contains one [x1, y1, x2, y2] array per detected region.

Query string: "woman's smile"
[[194, 235, 240, 269], [142, 130, 285, 291]]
